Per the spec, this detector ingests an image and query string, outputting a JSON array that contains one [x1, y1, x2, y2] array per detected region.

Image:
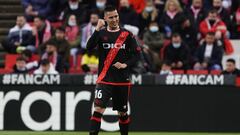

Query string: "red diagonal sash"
[[96, 31, 129, 83]]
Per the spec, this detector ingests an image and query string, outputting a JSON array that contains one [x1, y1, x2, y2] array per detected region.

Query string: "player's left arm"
[[125, 35, 141, 67]]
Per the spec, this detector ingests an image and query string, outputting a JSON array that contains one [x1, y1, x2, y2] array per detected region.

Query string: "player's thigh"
[[112, 85, 129, 112], [94, 84, 112, 108]]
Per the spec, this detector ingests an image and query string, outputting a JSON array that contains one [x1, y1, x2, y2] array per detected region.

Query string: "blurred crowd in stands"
[[1, 0, 240, 75]]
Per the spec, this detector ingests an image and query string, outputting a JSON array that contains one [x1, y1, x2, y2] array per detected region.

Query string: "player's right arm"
[[86, 19, 105, 50]]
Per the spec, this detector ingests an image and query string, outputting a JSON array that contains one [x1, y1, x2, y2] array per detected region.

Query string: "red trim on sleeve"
[[119, 117, 130, 124], [90, 116, 101, 123]]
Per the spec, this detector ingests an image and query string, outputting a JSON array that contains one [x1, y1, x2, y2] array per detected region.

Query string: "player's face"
[[104, 10, 119, 29]]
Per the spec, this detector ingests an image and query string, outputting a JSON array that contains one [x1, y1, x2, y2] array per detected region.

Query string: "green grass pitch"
[[1, 132, 240, 135]]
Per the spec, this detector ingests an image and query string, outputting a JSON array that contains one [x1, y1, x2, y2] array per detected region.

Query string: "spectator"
[[41, 27, 70, 70], [2, 15, 34, 54], [193, 32, 223, 70], [159, 0, 186, 38], [222, 58, 240, 76], [54, 27, 70, 72], [81, 51, 98, 73], [65, 14, 80, 68], [95, 0, 107, 10], [143, 21, 164, 54], [212, 0, 231, 31], [22, 0, 54, 21], [41, 40, 64, 73], [12, 56, 29, 73], [179, 0, 192, 9], [50, 0, 68, 22], [199, 10, 233, 54], [65, 14, 80, 47], [230, 2, 240, 39], [199, 10, 227, 38], [139, 0, 160, 35], [160, 61, 173, 75], [60, 0, 88, 25], [119, 0, 139, 27], [80, 12, 99, 54], [180, 18, 197, 55], [21, 49, 39, 71], [88, 0, 108, 19], [185, 0, 206, 51], [186, 0, 206, 28], [128, 0, 146, 14], [163, 33, 190, 70], [32, 16, 53, 51], [34, 59, 58, 74], [140, 44, 161, 73]]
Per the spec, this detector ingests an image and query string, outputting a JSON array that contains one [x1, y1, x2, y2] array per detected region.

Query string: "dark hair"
[[56, 26, 65, 32], [104, 5, 117, 14], [21, 49, 32, 58], [162, 60, 172, 66], [16, 56, 26, 62], [171, 33, 181, 38], [227, 58, 236, 64], [40, 59, 50, 66], [149, 21, 158, 25], [17, 15, 25, 19], [90, 10, 100, 17], [34, 15, 46, 21], [206, 31, 215, 36], [45, 39, 57, 48], [208, 9, 218, 15]]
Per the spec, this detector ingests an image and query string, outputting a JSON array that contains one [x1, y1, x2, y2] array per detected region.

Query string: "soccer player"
[[86, 5, 140, 135]]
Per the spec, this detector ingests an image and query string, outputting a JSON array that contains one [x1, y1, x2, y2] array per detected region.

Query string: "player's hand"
[[113, 62, 127, 69], [95, 19, 105, 31]]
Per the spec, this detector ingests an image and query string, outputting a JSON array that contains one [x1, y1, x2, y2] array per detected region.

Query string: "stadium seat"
[[69, 68, 83, 74], [69, 55, 83, 74], [0, 68, 13, 74], [236, 77, 240, 87], [50, 22, 63, 28], [5, 54, 20, 70], [28, 21, 63, 28], [160, 39, 171, 60], [186, 70, 208, 75], [171, 70, 184, 74], [69, 55, 82, 68]]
